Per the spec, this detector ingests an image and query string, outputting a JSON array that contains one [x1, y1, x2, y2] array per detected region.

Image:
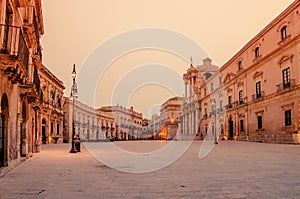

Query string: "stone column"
[[185, 81, 188, 99], [184, 113, 187, 136], [191, 109, 194, 135], [189, 79, 192, 100], [185, 114, 188, 135]]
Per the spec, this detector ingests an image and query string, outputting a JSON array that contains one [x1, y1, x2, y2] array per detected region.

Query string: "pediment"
[[223, 73, 236, 84], [277, 54, 293, 65], [237, 81, 244, 87], [252, 71, 263, 80]]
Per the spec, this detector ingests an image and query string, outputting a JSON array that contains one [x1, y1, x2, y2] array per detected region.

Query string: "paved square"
[[0, 141, 299, 198]]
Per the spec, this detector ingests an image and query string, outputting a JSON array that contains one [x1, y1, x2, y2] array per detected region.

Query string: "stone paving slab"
[[0, 141, 299, 199]]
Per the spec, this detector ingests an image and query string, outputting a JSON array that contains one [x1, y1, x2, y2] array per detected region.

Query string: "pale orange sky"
[[41, 0, 295, 118]]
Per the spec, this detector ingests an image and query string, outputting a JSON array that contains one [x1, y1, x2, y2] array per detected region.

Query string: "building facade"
[[0, 0, 44, 170], [148, 114, 161, 139], [63, 100, 145, 142], [160, 97, 183, 140], [182, 1, 300, 144], [219, 1, 300, 143], [103, 105, 143, 140], [182, 58, 219, 139], [39, 65, 65, 144], [63, 97, 100, 142]]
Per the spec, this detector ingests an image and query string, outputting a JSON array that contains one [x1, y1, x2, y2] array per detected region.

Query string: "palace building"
[[0, 0, 44, 170], [160, 97, 184, 140], [63, 97, 100, 142], [220, 0, 300, 143], [39, 65, 65, 144], [63, 99, 145, 142], [184, 0, 300, 144], [99, 105, 144, 140]]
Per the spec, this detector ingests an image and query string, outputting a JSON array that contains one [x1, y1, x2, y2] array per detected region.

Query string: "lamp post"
[[70, 64, 78, 153], [213, 99, 218, 144]]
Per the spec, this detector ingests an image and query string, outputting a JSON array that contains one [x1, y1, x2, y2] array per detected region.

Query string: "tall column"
[[191, 107, 195, 135], [185, 114, 188, 135], [196, 108, 199, 135], [185, 114, 187, 135], [189, 79, 192, 99], [184, 114, 187, 135], [183, 114, 185, 135], [185, 82, 188, 99]]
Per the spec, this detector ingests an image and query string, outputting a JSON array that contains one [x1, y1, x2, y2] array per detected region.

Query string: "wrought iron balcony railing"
[[0, 24, 29, 71], [235, 100, 245, 106], [276, 79, 295, 92], [252, 91, 265, 101], [225, 103, 233, 110]]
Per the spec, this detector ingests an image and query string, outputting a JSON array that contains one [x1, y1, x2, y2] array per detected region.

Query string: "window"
[[204, 73, 212, 80], [282, 67, 290, 88], [57, 124, 60, 135], [240, 120, 244, 132], [3, 3, 12, 50], [204, 108, 207, 117], [219, 76, 222, 84], [255, 47, 260, 58], [281, 26, 287, 40], [239, 90, 243, 104], [219, 100, 223, 111], [51, 122, 54, 134], [238, 61, 243, 70], [228, 96, 232, 108], [211, 104, 215, 115], [210, 83, 214, 91], [257, 116, 263, 129], [256, 82, 261, 98], [285, 110, 292, 126]]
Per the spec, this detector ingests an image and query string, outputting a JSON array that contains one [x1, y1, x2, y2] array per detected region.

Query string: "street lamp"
[[213, 99, 218, 144], [70, 64, 78, 153]]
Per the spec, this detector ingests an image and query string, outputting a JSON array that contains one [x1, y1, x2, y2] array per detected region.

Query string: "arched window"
[[255, 47, 260, 58], [281, 25, 287, 40], [204, 73, 212, 80], [238, 60, 243, 70]]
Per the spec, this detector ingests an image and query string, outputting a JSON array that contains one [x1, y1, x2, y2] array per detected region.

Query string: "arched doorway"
[[228, 116, 234, 140], [0, 94, 9, 167], [20, 102, 27, 157]]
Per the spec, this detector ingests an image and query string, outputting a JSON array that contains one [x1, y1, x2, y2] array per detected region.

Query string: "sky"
[[41, 0, 295, 118]]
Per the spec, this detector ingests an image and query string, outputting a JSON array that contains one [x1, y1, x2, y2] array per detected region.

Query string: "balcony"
[[19, 66, 42, 104], [252, 91, 265, 101], [276, 79, 295, 92], [225, 103, 233, 110], [0, 24, 29, 71], [235, 100, 245, 106]]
